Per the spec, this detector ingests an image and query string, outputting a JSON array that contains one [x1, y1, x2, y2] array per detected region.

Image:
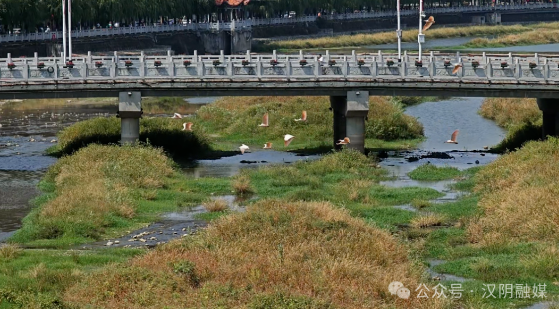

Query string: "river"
[[0, 95, 507, 242]]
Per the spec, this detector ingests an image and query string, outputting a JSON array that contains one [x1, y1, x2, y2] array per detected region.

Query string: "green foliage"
[[52, 117, 211, 158], [408, 163, 462, 181]]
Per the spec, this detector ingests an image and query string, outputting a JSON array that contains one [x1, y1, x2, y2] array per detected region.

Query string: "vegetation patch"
[[408, 163, 461, 181], [0, 248, 142, 308], [196, 96, 424, 151], [479, 98, 543, 152], [257, 24, 528, 51], [469, 137, 559, 245], [50, 117, 211, 158], [9, 144, 231, 248], [63, 200, 449, 309]]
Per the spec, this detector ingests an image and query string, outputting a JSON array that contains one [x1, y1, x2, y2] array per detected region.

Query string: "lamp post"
[[397, 0, 402, 62], [62, 0, 67, 61], [418, 0, 425, 62], [68, 0, 72, 60]]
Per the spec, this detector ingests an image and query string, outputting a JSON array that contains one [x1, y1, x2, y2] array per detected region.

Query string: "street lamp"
[[68, 0, 72, 60], [62, 0, 66, 61], [396, 0, 402, 62], [418, 0, 425, 62]]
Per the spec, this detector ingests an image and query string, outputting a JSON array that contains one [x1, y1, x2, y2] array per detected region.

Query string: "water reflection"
[[182, 150, 322, 178]]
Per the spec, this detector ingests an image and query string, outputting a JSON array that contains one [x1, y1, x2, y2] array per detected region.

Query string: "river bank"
[[3, 95, 556, 308]]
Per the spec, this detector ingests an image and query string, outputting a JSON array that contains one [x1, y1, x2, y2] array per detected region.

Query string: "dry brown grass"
[[265, 24, 527, 50], [17, 144, 175, 242], [203, 199, 229, 212], [0, 243, 22, 261], [64, 200, 450, 309], [466, 28, 559, 48], [232, 173, 253, 195], [479, 98, 541, 128], [468, 138, 559, 245], [410, 214, 447, 228]]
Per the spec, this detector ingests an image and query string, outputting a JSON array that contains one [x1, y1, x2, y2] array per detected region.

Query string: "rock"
[[475, 160, 480, 164], [240, 160, 258, 164], [480, 153, 485, 156], [50, 139, 57, 143], [139, 238, 147, 242], [182, 234, 188, 237], [29, 138, 35, 142], [405, 156, 420, 162], [106, 241, 114, 246], [114, 240, 120, 244], [377, 150, 389, 159], [173, 232, 178, 235], [128, 239, 136, 242], [483, 146, 489, 150], [159, 231, 163, 234], [149, 237, 157, 241]]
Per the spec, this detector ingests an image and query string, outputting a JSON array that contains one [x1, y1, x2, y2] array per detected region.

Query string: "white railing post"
[[34, 52, 38, 64], [87, 51, 92, 64]]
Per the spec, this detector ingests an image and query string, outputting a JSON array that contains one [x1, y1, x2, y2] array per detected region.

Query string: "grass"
[[49, 117, 212, 158], [468, 137, 559, 245], [479, 98, 543, 152], [63, 200, 449, 309], [9, 144, 231, 248], [410, 214, 447, 228], [408, 163, 462, 181], [0, 96, 202, 115], [0, 248, 143, 308], [256, 24, 529, 51], [196, 96, 424, 150], [464, 28, 559, 48], [203, 199, 229, 212]]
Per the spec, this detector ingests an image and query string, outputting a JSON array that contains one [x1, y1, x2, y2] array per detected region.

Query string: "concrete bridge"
[[1, 50, 559, 152]]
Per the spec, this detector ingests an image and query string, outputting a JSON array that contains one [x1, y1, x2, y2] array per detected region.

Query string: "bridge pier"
[[330, 91, 369, 153], [537, 98, 559, 139], [117, 92, 142, 144]]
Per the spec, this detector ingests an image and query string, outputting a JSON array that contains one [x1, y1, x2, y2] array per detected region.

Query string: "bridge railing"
[[0, 3, 556, 43], [1, 50, 559, 82]]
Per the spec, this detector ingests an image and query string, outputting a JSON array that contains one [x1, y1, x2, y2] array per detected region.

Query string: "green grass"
[[49, 117, 212, 158], [0, 248, 143, 308], [9, 144, 231, 248], [408, 163, 462, 181]]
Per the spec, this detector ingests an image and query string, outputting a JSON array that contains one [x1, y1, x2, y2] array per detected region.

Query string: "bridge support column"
[[330, 91, 369, 153], [537, 98, 559, 139], [118, 92, 142, 144]]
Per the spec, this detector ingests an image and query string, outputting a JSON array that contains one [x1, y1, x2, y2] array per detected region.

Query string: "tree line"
[[0, 0, 538, 32]]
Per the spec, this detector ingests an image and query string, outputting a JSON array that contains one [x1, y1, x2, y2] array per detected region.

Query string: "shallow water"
[[0, 96, 505, 242]]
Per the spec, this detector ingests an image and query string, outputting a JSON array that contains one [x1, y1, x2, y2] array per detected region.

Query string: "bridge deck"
[[1, 51, 559, 99]]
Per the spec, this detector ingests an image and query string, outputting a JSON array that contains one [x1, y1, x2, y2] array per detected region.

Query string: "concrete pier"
[[330, 91, 369, 153], [537, 98, 559, 138], [118, 92, 142, 144]]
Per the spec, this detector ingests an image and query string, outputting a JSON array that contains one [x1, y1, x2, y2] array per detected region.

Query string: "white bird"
[[423, 16, 435, 31], [171, 113, 182, 119], [445, 130, 459, 144], [239, 144, 250, 154], [294, 111, 307, 122], [263, 142, 272, 149], [452, 64, 462, 75], [336, 137, 350, 145], [284, 134, 295, 147], [259, 113, 269, 127], [182, 122, 193, 131]]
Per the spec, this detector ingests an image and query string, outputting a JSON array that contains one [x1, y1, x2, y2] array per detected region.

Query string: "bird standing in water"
[[259, 113, 269, 127], [445, 130, 459, 144], [239, 144, 250, 154], [423, 16, 435, 31], [171, 113, 183, 119]]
